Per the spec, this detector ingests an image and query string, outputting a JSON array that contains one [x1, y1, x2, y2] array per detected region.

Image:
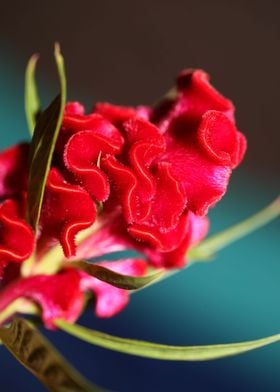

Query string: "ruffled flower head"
[[0, 68, 246, 328]]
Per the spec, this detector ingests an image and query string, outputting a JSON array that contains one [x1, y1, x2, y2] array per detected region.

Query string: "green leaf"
[[0, 318, 104, 391], [72, 261, 164, 290], [25, 54, 40, 136], [56, 320, 280, 361], [27, 44, 66, 231], [189, 197, 280, 261]]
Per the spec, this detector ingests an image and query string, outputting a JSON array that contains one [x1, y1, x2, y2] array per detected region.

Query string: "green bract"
[[72, 261, 164, 290]]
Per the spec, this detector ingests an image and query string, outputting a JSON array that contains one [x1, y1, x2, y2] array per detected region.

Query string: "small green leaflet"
[[189, 197, 280, 262], [56, 320, 280, 361], [0, 318, 103, 392], [72, 261, 164, 290], [25, 54, 40, 135], [27, 44, 66, 231]]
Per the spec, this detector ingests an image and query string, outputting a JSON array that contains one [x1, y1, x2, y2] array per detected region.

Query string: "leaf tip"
[[54, 42, 64, 65], [274, 196, 280, 210], [28, 53, 40, 65], [25, 53, 40, 79], [54, 42, 61, 55], [266, 196, 280, 218]]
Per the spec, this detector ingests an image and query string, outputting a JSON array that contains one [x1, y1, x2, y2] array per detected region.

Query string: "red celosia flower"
[[89, 70, 246, 266], [0, 68, 247, 329], [38, 69, 246, 267]]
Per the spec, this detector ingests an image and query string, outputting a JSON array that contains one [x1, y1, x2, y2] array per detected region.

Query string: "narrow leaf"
[[72, 261, 164, 290], [25, 54, 40, 135], [27, 44, 66, 231], [56, 320, 280, 361], [189, 197, 280, 261], [0, 318, 103, 391], [54, 43, 67, 100]]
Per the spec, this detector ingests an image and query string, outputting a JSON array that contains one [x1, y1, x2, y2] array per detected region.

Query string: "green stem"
[[0, 299, 37, 325]]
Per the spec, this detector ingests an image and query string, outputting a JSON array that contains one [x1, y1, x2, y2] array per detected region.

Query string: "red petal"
[[41, 168, 96, 257], [94, 103, 137, 127], [152, 69, 234, 133], [124, 117, 162, 143], [176, 69, 234, 118], [102, 155, 138, 223], [143, 212, 209, 268], [64, 129, 123, 201], [0, 199, 34, 267], [0, 269, 83, 329], [146, 162, 186, 231], [94, 103, 151, 128], [236, 131, 247, 168], [0, 143, 29, 199], [62, 113, 118, 136], [198, 111, 247, 168], [64, 101, 85, 116], [128, 212, 189, 252], [160, 112, 234, 216]]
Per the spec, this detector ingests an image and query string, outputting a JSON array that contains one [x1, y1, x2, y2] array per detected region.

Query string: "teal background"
[[0, 1, 280, 391]]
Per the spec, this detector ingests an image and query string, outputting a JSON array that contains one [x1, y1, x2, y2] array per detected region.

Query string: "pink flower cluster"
[[0, 69, 246, 328]]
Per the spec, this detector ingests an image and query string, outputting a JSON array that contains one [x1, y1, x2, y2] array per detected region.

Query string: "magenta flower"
[[0, 68, 247, 329]]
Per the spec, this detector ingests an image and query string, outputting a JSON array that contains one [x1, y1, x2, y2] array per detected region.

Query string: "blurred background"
[[0, 1, 279, 391]]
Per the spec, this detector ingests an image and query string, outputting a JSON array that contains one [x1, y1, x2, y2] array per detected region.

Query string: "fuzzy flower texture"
[[0, 70, 246, 328]]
